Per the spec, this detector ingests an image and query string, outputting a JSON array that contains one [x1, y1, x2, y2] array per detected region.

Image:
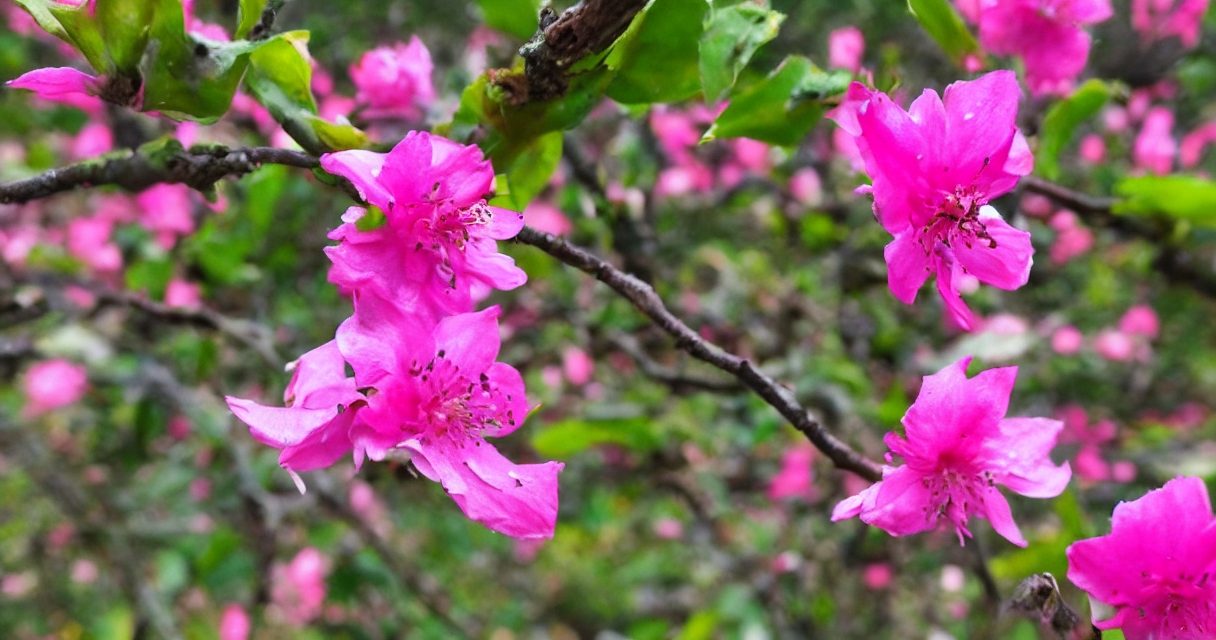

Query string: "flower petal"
[[987, 417, 1071, 498], [979, 487, 1026, 547], [433, 306, 502, 376], [954, 207, 1033, 291], [319, 149, 393, 208], [884, 229, 933, 304]]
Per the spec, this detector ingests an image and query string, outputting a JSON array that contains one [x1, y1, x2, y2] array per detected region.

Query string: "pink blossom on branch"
[[831, 357, 1071, 547], [1133, 106, 1177, 175], [23, 359, 88, 418], [1067, 477, 1216, 639], [350, 37, 435, 121], [966, 0, 1113, 96], [321, 131, 526, 324], [1132, 0, 1210, 48], [828, 26, 866, 74], [336, 299, 563, 539], [830, 71, 1035, 331]]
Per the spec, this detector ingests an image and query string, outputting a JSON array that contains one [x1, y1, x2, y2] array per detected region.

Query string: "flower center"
[[917, 186, 997, 260], [404, 352, 517, 447], [404, 196, 495, 288], [920, 467, 996, 543]]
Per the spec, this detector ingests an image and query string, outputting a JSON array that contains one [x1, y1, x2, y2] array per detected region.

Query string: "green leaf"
[[703, 55, 847, 146], [236, 0, 270, 39], [606, 0, 711, 104], [139, 0, 260, 122], [1036, 79, 1111, 180], [95, 0, 157, 71], [490, 131, 562, 211], [907, 0, 982, 67], [12, 0, 108, 72], [530, 416, 661, 460], [1114, 175, 1216, 226], [476, 0, 542, 41], [10, 0, 69, 40], [698, 3, 784, 103], [90, 606, 135, 640], [244, 32, 366, 153]]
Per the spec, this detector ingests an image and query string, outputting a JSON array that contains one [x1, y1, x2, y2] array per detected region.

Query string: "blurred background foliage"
[[1, 0, 1216, 639]]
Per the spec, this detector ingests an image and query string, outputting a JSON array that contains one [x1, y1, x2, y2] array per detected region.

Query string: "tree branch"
[[514, 226, 884, 482], [0, 144, 322, 205]]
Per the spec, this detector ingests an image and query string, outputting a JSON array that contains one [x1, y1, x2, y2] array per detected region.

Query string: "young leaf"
[[94, 0, 156, 72], [475, 0, 542, 41], [606, 0, 710, 104], [907, 0, 982, 67], [489, 131, 562, 211], [699, 3, 784, 103], [1114, 175, 1216, 227], [1036, 80, 1111, 180], [703, 55, 848, 146], [236, 0, 270, 39]]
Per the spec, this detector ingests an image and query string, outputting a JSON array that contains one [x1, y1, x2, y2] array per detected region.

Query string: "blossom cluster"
[[227, 130, 563, 539]]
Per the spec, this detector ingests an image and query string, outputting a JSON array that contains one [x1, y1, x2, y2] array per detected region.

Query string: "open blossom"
[[830, 71, 1034, 330], [1132, 0, 1209, 48], [828, 26, 866, 73], [768, 443, 818, 502], [23, 359, 88, 417], [270, 548, 327, 627], [336, 299, 563, 539], [350, 37, 435, 120], [321, 131, 526, 323], [832, 357, 1071, 547], [1134, 106, 1177, 175], [1067, 477, 1216, 639], [229, 304, 563, 539], [965, 0, 1113, 96]]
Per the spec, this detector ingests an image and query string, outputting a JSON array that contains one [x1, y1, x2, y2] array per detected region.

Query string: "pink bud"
[[1111, 460, 1137, 483], [1118, 304, 1160, 339], [1133, 107, 1177, 175], [23, 359, 87, 417], [164, 279, 202, 309], [69, 122, 112, 161], [941, 565, 966, 592], [1103, 106, 1130, 133], [524, 201, 573, 237], [863, 563, 894, 589], [219, 604, 250, 640], [828, 26, 865, 73], [1094, 329, 1135, 361], [789, 167, 823, 207], [1079, 133, 1106, 164], [653, 518, 684, 540], [1180, 121, 1216, 168], [1020, 193, 1055, 218], [168, 415, 192, 440], [562, 347, 594, 386], [190, 478, 211, 501], [70, 559, 99, 585], [1051, 325, 1084, 355]]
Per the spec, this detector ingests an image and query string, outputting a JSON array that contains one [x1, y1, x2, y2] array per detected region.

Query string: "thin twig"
[[514, 226, 883, 482], [608, 332, 743, 393]]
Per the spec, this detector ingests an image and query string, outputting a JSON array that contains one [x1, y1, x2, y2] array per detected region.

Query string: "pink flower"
[[1094, 329, 1135, 361], [1134, 106, 1177, 175], [335, 300, 563, 538], [970, 0, 1113, 96], [135, 184, 195, 249], [1079, 133, 1106, 164], [66, 216, 122, 274], [562, 347, 594, 386], [6, 67, 105, 108], [789, 167, 824, 207], [69, 122, 112, 161], [1048, 210, 1094, 265], [830, 71, 1035, 331], [350, 38, 435, 120], [164, 279, 202, 309], [1057, 405, 1122, 483], [218, 604, 250, 640], [828, 26, 866, 73], [321, 132, 527, 323], [653, 518, 684, 540], [1051, 324, 1084, 354], [227, 340, 366, 491], [1067, 477, 1216, 639], [1132, 0, 1209, 48], [831, 357, 1071, 547], [863, 563, 894, 589], [768, 443, 819, 502], [271, 548, 327, 627], [523, 201, 573, 236], [23, 359, 88, 417], [1119, 304, 1160, 339], [1180, 121, 1216, 168]]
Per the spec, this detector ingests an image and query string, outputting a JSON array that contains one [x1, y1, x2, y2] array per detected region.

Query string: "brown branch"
[[608, 332, 743, 393], [514, 226, 883, 482], [0, 144, 322, 205]]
